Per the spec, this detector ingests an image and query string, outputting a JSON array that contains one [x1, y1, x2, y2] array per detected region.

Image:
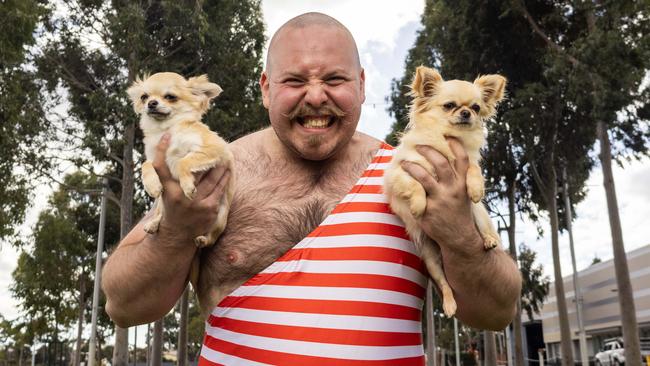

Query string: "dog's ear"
[[410, 66, 443, 98], [126, 76, 146, 113], [474, 74, 507, 107], [187, 74, 223, 100]]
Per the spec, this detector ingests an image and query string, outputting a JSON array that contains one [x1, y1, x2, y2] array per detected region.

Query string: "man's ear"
[[474, 74, 507, 106], [187, 74, 223, 100], [359, 68, 366, 104], [126, 76, 145, 113], [410, 66, 443, 98], [260, 71, 270, 109]]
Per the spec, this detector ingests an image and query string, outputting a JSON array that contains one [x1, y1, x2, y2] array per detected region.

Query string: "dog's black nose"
[[148, 100, 158, 109], [460, 110, 471, 119]]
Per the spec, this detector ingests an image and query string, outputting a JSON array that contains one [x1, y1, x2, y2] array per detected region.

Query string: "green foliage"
[[37, 0, 267, 171], [9, 172, 118, 342], [518, 244, 550, 321], [0, 0, 50, 241]]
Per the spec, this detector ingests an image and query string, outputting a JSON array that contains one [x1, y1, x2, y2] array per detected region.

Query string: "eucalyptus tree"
[[0, 0, 50, 241], [518, 244, 550, 321]]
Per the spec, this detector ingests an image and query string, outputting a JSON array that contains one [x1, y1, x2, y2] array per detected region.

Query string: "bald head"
[[265, 12, 361, 74]]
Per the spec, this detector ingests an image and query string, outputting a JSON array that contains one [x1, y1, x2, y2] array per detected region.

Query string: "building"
[[541, 244, 650, 362]]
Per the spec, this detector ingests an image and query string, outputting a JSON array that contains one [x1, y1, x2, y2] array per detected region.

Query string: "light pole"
[[426, 282, 437, 366], [454, 318, 460, 366], [88, 178, 109, 366]]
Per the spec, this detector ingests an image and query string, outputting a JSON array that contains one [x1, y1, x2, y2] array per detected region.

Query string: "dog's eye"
[[164, 94, 177, 101], [471, 104, 481, 113], [140, 94, 148, 101], [443, 102, 456, 110]]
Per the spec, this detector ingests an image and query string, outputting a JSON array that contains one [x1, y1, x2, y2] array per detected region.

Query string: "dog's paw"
[[143, 220, 159, 234], [144, 180, 163, 198], [441, 286, 457, 317], [482, 233, 500, 250], [467, 182, 484, 203], [409, 197, 427, 218], [194, 235, 209, 248], [181, 182, 197, 200]]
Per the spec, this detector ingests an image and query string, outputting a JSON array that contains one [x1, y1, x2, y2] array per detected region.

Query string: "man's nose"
[[148, 100, 158, 109], [304, 82, 327, 107]]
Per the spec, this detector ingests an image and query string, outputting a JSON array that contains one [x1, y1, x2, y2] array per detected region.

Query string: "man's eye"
[[164, 94, 177, 101], [471, 104, 481, 113], [140, 94, 148, 101], [326, 77, 345, 85], [284, 78, 304, 86], [443, 102, 456, 110]]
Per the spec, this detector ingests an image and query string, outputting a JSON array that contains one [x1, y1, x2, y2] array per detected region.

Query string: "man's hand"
[[153, 133, 231, 242], [400, 137, 521, 330], [400, 138, 481, 251]]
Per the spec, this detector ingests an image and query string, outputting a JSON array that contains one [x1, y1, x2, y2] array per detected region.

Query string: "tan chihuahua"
[[384, 66, 506, 316], [127, 72, 234, 250]]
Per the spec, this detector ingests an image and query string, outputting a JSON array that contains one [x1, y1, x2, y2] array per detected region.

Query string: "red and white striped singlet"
[[199, 143, 427, 365]]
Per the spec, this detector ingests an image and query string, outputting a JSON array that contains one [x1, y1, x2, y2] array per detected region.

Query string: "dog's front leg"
[[143, 198, 164, 234], [142, 161, 163, 198], [466, 162, 485, 203]]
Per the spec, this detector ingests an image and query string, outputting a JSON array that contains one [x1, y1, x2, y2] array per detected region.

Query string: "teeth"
[[302, 116, 330, 128]]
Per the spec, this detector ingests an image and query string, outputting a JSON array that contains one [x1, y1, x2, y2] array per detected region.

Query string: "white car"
[[594, 337, 650, 366], [595, 338, 625, 366]]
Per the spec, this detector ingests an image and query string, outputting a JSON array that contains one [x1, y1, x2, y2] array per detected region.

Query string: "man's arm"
[[102, 134, 231, 327], [401, 139, 521, 330]]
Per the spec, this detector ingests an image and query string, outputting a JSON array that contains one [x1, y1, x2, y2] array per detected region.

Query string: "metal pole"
[[133, 326, 137, 366], [454, 318, 460, 366], [562, 166, 589, 365], [538, 349, 545, 366], [505, 327, 513, 366], [89, 178, 108, 366], [146, 324, 150, 366], [426, 282, 437, 366]]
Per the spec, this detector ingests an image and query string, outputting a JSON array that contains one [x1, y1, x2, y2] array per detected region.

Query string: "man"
[[103, 12, 520, 365]]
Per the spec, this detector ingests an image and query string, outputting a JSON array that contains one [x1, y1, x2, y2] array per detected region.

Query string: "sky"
[[1, 0, 649, 343]]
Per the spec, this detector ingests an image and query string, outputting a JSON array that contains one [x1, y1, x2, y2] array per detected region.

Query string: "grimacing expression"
[[260, 25, 366, 161]]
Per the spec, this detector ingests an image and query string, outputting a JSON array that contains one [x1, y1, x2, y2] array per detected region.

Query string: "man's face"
[[260, 25, 365, 161]]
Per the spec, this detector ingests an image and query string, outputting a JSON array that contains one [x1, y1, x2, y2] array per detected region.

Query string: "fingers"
[[415, 145, 454, 184], [195, 165, 226, 200], [201, 169, 231, 205], [446, 137, 469, 179], [152, 134, 179, 195], [401, 161, 438, 195]]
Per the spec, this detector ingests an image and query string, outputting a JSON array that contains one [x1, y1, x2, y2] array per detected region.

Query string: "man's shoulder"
[[354, 131, 390, 154], [230, 127, 268, 148]]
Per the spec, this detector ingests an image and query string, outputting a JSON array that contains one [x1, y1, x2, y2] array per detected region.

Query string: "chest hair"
[[197, 147, 374, 300]]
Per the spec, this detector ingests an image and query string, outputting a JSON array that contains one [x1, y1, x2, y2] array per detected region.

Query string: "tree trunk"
[[546, 160, 574, 366], [74, 274, 86, 366], [177, 286, 189, 366], [113, 118, 136, 366], [97, 334, 102, 366], [484, 331, 497, 366], [507, 183, 525, 366], [597, 121, 641, 366], [152, 320, 163, 366]]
